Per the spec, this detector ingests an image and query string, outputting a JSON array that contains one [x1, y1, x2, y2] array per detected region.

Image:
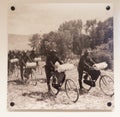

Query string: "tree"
[[58, 20, 83, 56], [103, 17, 113, 43], [95, 17, 113, 45], [29, 34, 41, 53], [39, 17, 113, 61], [85, 19, 97, 49], [40, 31, 58, 55]]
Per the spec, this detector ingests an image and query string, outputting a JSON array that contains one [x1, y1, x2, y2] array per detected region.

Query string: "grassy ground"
[[7, 62, 114, 111]]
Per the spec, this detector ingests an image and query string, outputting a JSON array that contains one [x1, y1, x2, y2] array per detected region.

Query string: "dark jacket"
[[45, 54, 62, 71], [78, 54, 95, 71]]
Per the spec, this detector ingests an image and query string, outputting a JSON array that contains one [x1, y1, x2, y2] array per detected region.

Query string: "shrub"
[[91, 50, 113, 69]]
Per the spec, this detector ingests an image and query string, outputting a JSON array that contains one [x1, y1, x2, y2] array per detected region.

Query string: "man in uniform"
[[78, 50, 100, 93], [45, 50, 63, 95]]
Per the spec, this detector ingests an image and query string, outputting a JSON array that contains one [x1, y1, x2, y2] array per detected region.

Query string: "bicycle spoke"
[[101, 78, 107, 86], [65, 79, 79, 103], [66, 80, 72, 91], [99, 75, 114, 96]]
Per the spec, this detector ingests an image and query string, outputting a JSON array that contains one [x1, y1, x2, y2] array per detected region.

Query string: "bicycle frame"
[[50, 70, 79, 103], [83, 70, 114, 96], [83, 70, 102, 91]]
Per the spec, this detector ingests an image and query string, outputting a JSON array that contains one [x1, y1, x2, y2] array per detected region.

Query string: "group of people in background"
[[8, 50, 38, 80]]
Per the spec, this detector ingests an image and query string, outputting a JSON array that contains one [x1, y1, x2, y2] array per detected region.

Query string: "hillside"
[[8, 34, 32, 51]]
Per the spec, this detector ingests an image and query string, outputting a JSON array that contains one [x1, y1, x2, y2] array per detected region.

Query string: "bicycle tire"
[[26, 69, 37, 86], [82, 72, 92, 91], [65, 79, 79, 103], [99, 75, 114, 96], [50, 75, 59, 96]]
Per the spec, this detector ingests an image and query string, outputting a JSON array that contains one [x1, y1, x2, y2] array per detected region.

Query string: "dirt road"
[[7, 67, 114, 111]]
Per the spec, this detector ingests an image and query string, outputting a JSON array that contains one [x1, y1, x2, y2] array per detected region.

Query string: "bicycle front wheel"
[[65, 79, 79, 103], [99, 75, 114, 96]]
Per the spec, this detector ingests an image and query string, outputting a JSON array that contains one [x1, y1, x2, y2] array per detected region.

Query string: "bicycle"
[[49, 71, 79, 103], [82, 69, 114, 97], [22, 62, 37, 86], [8, 58, 20, 78], [34, 57, 43, 75]]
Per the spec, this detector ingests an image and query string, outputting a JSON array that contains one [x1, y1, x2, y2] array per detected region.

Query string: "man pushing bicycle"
[[78, 50, 100, 93], [45, 49, 65, 95]]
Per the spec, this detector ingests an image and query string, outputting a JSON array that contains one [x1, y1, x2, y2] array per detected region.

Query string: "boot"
[[83, 79, 95, 87], [52, 83, 60, 90]]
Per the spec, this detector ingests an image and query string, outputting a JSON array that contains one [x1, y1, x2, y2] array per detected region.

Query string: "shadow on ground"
[[8, 78, 47, 85], [22, 91, 56, 101]]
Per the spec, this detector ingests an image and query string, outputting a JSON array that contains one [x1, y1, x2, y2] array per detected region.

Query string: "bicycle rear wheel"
[[25, 69, 37, 86], [65, 79, 79, 103], [50, 75, 59, 96], [82, 72, 92, 91], [99, 75, 114, 96]]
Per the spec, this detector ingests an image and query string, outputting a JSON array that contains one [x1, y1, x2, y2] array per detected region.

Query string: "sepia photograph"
[[8, 2, 114, 111]]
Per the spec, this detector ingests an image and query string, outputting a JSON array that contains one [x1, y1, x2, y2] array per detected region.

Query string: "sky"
[[8, 3, 113, 35]]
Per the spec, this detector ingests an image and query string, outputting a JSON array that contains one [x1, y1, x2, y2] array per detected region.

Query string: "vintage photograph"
[[8, 2, 114, 111]]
